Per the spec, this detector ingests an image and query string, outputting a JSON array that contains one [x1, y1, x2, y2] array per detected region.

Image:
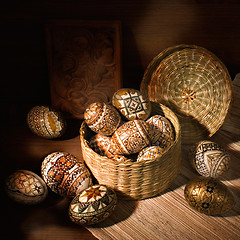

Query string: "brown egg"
[[84, 102, 121, 136], [146, 115, 174, 149], [27, 105, 66, 139], [137, 146, 166, 162], [184, 177, 235, 215], [69, 184, 117, 225], [112, 88, 152, 120], [5, 170, 48, 205], [190, 140, 230, 178], [108, 120, 152, 155], [41, 152, 92, 198], [89, 133, 111, 156]]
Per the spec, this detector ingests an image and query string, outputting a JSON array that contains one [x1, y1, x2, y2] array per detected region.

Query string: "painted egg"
[[41, 152, 92, 198], [89, 134, 111, 156], [146, 115, 174, 149], [106, 152, 129, 162], [27, 105, 66, 139], [112, 88, 152, 120], [108, 120, 152, 155], [137, 146, 166, 162], [84, 102, 121, 136], [69, 184, 117, 225], [191, 140, 230, 178], [184, 177, 235, 215], [5, 170, 48, 205]]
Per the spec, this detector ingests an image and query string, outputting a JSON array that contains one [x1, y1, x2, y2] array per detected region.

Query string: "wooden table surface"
[[1, 76, 240, 240]]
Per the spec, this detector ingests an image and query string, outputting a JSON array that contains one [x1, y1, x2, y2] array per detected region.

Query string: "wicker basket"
[[141, 45, 232, 144], [80, 103, 181, 200]]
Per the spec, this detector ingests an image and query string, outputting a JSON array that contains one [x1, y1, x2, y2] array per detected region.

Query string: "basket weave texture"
[[141, 45, 232, 144], [80, 103, 181, 200]]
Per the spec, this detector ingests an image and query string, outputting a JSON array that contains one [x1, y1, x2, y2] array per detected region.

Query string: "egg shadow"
[[89, 197, 138, 228]]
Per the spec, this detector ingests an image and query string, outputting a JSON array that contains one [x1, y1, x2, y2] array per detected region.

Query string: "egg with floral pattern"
[[5, 170, 48, 205], [184, 177, 235, 215]]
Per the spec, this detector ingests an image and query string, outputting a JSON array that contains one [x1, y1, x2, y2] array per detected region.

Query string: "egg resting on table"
[[69, 184, 117, 225], [137, 145, 166, 162], [190, 140, 230, 178], [108, 120, 152, 155], [112, 88, 152, 120], [41, 152, 92, 198], [5, 170, 48, 205], [146, 115, 174, 149], [84, 102, 121, 136], [27, 105, 66, 139], [184, 177, 235, 215]]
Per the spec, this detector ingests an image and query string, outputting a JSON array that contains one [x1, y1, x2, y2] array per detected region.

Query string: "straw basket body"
[[80, 103, 181, 200], [141, 45, 232, 144]]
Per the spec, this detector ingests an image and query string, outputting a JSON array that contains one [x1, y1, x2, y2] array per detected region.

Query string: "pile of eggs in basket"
[[84, 88, 175, 162]]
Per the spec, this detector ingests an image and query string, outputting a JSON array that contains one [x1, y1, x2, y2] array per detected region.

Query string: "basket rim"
[[140, 44, 233, 138], [80, 103, 181, 166]]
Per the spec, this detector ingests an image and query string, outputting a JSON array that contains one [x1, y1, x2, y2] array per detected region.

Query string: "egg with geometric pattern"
[[5, 170, 48, 205], [27, 105, 66, 139], [108, 120, 152, 155], [184, 177, 235, 215], [89, 133, 111, 156], [68, 184, 117, 225], [137, 146, 166, 162], [146, 115, 174, 149], [112, 88, 152, 121], [41, 152, 92, 198], [190, 140, 230, 178], [84, 102, 122, 136]]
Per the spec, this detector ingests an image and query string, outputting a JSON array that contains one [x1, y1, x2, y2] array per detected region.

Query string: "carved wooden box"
[[46, 20, 122, 119]]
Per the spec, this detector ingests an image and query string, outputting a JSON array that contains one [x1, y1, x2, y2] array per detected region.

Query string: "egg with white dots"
[[41, 152, 92, 198]]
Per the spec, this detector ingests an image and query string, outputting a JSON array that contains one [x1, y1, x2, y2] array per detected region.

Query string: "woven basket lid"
[[141, 45, 232, 144]]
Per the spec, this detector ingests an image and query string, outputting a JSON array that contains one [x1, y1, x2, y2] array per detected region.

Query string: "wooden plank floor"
[[1, 78, 240, 240]]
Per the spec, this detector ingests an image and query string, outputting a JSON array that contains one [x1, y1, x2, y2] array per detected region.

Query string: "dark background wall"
[[2, 0, 240, 120]]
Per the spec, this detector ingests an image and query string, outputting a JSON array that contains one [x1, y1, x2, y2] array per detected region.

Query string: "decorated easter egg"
[[84, 102, 121, 136], [108, 120, 152, 155], [89, 133, 111, 156], [184, 177, 235, 215], [146, 115, 174, 149], [69, 184, 117, 225], [137, 146, 166, 162], [106, 152, 129, 162], [191, 140, 230, 178], [27, 105, 66, 139], [41, 152, 92, 198], [5, 170, 48, 205], [112, 88, 152, 120]]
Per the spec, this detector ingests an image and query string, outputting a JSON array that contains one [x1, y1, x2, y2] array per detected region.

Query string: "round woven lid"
[[141, 45, 232, 144]]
